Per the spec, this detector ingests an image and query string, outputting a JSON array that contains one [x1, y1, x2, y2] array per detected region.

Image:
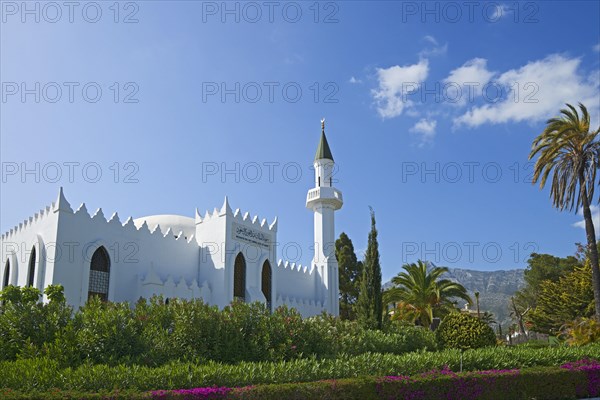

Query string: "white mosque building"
[[0, 121, 343, 317]]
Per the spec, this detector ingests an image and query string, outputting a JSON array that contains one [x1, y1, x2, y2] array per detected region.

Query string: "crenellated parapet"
[[1, 204, 51, 241], [73, 203, 198, 246], [276, 259, 313, 275], [196, 196, 277, 233], [139, 267, 212, 302], [274, 259, 323, 308], [274, 294, 325, 317], [2, 187, 200, 248], [1, 187, 68, 241]]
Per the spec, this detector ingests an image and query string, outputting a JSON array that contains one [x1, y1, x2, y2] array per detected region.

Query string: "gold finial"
[[321, 118, 325, 132]]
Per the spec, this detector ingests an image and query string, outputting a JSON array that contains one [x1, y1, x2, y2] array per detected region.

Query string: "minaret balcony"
[[306, 187, 343, 210]]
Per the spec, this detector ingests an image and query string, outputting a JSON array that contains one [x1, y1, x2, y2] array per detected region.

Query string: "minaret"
[[306, 119, 343, 316]]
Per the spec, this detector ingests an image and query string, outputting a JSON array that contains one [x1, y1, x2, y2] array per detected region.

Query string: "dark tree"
[[356, 207, 383, 330], [335, 232, 361, 320]]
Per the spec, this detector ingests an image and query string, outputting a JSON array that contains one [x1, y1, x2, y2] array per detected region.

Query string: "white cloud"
[[423, 35, 438, 46], [420, 44, 448, 58], [453, 54, 600, 128], [593, 43, 600, 53], [443, 58, 495, 106], [420, 35, 447, 58], [490, 4, 510, 20], [410, 118, 437, 145], [349, 76, 362, 84], [573, 205, 600, 236], [372, 59, 429, 119]]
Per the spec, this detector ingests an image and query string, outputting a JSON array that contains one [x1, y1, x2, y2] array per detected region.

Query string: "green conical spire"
[[314, 118, 334, 162]]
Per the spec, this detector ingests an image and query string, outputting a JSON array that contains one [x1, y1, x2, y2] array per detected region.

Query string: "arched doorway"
[[2, 259, 9, 289], [27, 247, 36, 287], [261, 260, 272, 309], [88, 246, 110, 302], [233, 253, 246, 302]]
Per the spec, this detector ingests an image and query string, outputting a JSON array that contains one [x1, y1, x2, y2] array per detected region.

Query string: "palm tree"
[[480, 311, 496, 325], [384, 260, 472, 327], [474, 291, 481, 318], [529, 103, 600, 318]]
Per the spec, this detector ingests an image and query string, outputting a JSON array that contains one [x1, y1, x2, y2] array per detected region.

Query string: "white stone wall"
[[0, 189, 332, 317], [0, 198, 60, 299]]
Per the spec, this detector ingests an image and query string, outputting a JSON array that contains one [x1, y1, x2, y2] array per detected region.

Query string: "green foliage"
[[1, 345, 599, 393], [560, 317, 600, 346], [70, 296, 144, 365], [514, 252, 580, 311], [480, 311, 496, 326], [356, 207, 383, 330], [335, 232, 362, 320], [0, 291, 437, 367], [529, 102, 600, 318], [525, 253, 579, 291], [514, 340, 554, 349], [384, 261, 471, 327], [1, 365, 595, 400], [0, 389, 148, 399], [0, 285, 71, 361], [0, 365, 594, 400], [436, 313, 496, 350], [338, 326, 437, 355], [528, 262, 595, 334]]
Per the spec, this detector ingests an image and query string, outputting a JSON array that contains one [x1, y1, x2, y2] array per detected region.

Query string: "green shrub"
[[69, 296, 144, 365], [514, 339, 554, 349], [560, 317, 600, 346], [134, 296, 177, 366], [436, 313, 496, 350], [0, 285, 71, 361], [1, 344, 599, 392], [1, 363, 596, 400], [339, 327, 437, 355], [2, 290, 440, 367], [0, 389, 149, 399]]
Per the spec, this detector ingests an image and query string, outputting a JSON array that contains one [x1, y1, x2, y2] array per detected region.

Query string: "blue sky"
[[1, 1, 599, 281]]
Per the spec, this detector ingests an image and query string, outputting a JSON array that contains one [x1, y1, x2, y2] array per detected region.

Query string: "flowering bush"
[[561, 358, 600, 397], [0, 359, 598, 399], [1, 345, 600, 393], [145, 360, 597, 400], [152, 387, 231, 400], [376, 366, 520, 400]]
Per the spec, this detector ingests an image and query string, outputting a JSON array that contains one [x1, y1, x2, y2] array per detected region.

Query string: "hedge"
[[1, 360, 598, 400], [0, 288, 436, 367], [1, 345, 599, 392]]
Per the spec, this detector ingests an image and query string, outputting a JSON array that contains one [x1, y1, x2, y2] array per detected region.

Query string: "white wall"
[[1, 198, 61, 300], [1, 190, 333, 317]]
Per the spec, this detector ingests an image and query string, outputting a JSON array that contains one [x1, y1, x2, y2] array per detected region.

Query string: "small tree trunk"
[[511, 297, 527, 336], [580, 173, 600, 320]]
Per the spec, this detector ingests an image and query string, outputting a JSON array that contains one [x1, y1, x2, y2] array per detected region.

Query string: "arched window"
[[27, 247, 36, 287], [261, 260, 272, 309], [233, 253, 246, 302], [2, 259, 9, 289], [88, 246, 110, 302]]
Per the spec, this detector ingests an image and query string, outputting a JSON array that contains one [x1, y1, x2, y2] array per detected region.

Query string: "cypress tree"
[[356, 207, 383, 330]]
